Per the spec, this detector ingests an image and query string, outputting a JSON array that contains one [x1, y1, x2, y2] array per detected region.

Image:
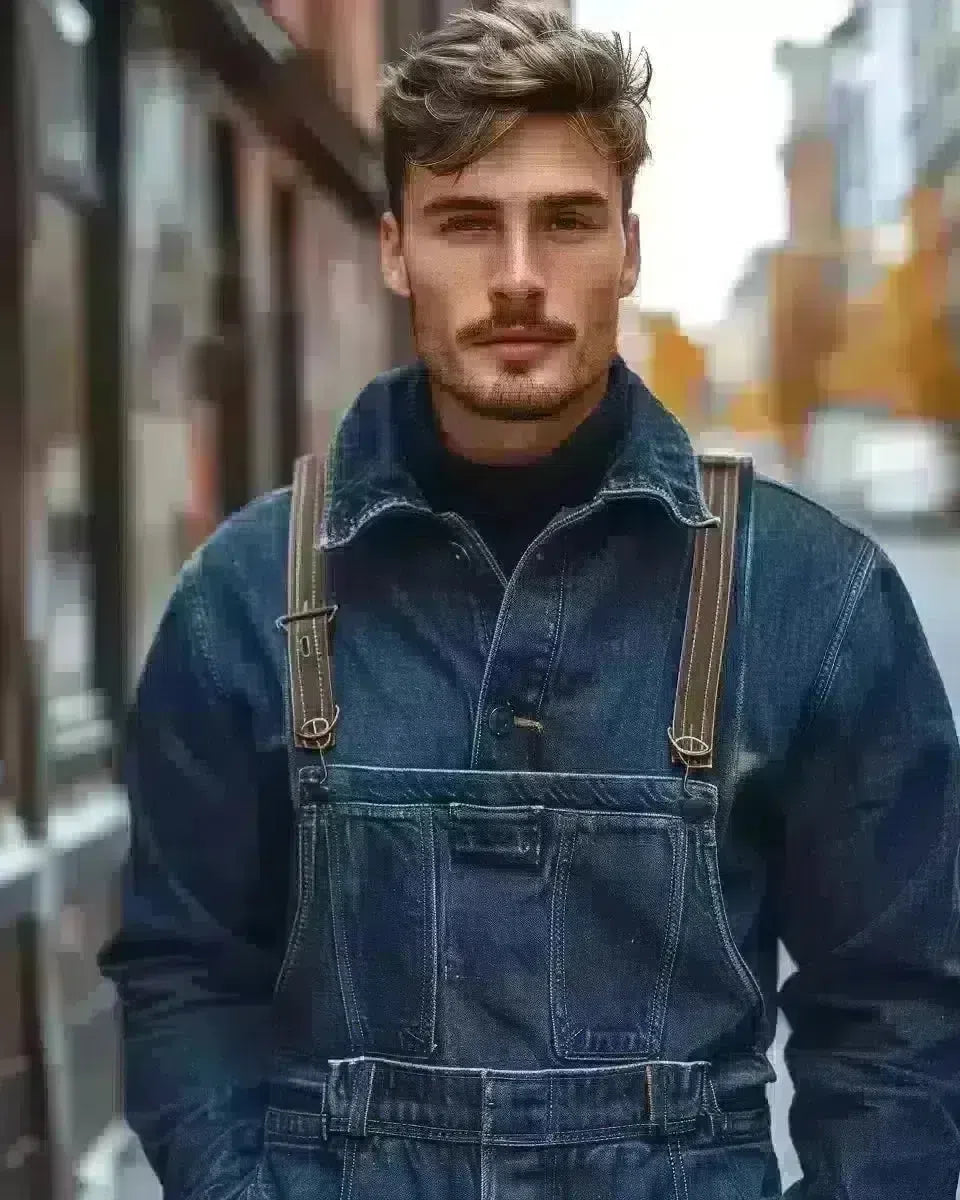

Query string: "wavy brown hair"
[[378, 1, 652, 226]]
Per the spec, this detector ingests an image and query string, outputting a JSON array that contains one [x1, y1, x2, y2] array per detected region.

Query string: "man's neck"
[[430, 370, 610, 466]]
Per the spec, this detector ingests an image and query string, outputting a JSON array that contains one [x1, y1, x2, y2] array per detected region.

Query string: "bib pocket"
[[324, 798, 438, 1056], [550, 806, 688, 1060]]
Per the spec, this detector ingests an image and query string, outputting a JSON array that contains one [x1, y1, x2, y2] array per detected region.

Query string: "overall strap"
[[668, 454, 748, 772], [281, 453, 339, 753]]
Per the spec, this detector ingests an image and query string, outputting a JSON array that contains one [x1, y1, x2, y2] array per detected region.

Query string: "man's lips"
[[472, 330, 572, 345]]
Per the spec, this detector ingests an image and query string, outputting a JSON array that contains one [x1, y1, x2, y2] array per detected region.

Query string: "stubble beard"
[[418, 333, 611, 423]]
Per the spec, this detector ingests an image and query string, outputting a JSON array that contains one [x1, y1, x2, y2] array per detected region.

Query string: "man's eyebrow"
[[539, 191, 610, 208], [420, 191, 611, 216]]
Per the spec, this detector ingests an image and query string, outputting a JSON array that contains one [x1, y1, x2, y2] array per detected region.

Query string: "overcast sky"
[[574, 0, 854, 329]]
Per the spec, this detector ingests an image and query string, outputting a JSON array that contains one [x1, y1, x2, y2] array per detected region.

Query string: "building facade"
[[908, 0, 960, 349]]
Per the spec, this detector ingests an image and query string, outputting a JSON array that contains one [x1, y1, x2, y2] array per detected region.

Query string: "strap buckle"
[[299, 708, 341, 751], [667, 728, 711, 768], [276, 604, 339, 632]]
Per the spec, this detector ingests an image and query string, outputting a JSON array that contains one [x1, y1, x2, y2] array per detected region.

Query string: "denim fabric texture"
[[99, 356, 960, 1200]]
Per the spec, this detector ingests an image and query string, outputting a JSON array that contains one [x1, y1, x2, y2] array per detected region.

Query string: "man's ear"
[[380, 211, 410, 298], [619, 212, 641, 298]]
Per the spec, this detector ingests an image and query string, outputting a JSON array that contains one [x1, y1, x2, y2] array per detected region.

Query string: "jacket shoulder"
[[751, 473, 878, 569], [747, 474, 881, 670], [182, 487, 293, 587]]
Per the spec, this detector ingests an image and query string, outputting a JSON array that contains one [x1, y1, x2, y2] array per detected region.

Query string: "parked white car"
[[803, 408, 959, 519]]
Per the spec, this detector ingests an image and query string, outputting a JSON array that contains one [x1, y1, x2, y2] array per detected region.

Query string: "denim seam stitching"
[[327, 1055, 710, 1075], [362, 1063, 376, 1134], [414, 809, 435, 1048], [339, 1137, 358, 1200], [273, 809, 312, 1000], [469, 541, 520, 767], [319, 764, 720, 789], [676, 1138, 691, 1200], [668, 1139, 682, 1200], [180, 567, 229, 708], [600, 482, 716, 528], [324, 1116, 700, 1142], [650, 822, 688, 1057], [535, 552, 567, 719], [324, 496, 412, 549], [326, 818, 364, 1049], [550, 824, 580, 1049], [347, 1066, 366, 1137], [701, 823, 768, 1042], [798, 538, 876, 738], [426, 813, 438, 1048]]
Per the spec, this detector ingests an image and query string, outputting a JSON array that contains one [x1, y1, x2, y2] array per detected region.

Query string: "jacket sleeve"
[[778, 544, 960, 1199], [98, 561, 290, 1200]]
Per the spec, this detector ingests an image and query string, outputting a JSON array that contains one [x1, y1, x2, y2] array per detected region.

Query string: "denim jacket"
[[99, 357, 960, 1200]]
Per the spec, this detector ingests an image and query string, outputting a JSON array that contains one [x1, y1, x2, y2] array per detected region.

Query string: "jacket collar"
[[317, 355, 717, 550]]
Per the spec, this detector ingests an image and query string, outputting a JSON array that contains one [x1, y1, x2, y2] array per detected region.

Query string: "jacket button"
[[487, 704, 514, 737], [450, 542, 471, 567]]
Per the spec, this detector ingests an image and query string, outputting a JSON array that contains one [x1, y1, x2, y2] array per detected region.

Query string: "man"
[[99, 4, 960, 1198]]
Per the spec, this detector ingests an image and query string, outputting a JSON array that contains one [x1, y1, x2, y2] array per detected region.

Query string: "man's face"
[[381, 115, 640, 424]]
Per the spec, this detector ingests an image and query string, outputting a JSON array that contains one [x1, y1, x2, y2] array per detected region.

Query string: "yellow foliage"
[[648, 317, 706, 424]]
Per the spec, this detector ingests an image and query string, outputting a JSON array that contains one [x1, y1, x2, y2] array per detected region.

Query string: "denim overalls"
[[255, 450, 782, 1200]]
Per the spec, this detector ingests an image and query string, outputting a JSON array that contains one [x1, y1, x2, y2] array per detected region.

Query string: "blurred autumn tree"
[[646, 314, 707, 430]]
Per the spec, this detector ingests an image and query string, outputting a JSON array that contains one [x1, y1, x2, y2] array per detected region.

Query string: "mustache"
[[458, 319, 576, 346]]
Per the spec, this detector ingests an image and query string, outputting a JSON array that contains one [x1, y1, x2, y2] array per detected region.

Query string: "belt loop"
[[645, 1063, 659, 1130], [347, 1060, 377, 1139], [320, 1079, 329, 1142], [703, 1070, 727, 1136]]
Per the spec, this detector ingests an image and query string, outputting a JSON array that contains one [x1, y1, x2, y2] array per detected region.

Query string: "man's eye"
[[548, 213, 590, 232], [441, 216, 494, 232]]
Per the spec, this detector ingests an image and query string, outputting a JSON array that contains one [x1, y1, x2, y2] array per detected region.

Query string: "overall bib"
[[257, 454, 781, 1200]]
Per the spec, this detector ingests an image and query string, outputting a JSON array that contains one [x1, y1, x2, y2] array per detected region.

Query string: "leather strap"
[[668, 455, 746, 772], [282, 454, 339, 752]]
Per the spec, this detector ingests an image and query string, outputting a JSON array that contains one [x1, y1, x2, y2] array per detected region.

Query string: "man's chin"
[[450, 375, 575, 421]]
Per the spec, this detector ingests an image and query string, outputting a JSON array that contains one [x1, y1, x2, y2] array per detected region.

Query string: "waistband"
[[265, 1058, 770, 1148]]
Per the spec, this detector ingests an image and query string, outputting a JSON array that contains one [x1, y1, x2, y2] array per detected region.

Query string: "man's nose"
[[489, 229, 546, 309]]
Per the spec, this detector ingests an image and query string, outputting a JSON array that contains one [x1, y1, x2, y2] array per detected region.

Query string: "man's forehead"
[[406, 114, 618, 209], [408, 164, 617, 212]]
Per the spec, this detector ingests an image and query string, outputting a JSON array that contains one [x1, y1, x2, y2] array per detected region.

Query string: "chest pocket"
[[543, 775, 767, 1061], [324, 794, 438, 1055], [550, 804, 686, 1058]]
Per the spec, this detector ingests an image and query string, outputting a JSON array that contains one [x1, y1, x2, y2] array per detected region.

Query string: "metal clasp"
[[299, 708, 341, 751], [667, 727, 711, 764], [667, 727, 712, 798], [276, 604, 339, 632]]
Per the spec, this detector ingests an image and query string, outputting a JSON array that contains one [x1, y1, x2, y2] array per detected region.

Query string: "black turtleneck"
[[402, 365, 629, 575]]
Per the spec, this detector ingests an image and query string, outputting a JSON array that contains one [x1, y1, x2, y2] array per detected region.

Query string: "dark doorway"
[[272, 182, 301, 485], [209, 117, 251, 519]]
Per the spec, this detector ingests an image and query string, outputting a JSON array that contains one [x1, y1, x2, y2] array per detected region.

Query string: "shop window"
[[126, 2, 219, 684]]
